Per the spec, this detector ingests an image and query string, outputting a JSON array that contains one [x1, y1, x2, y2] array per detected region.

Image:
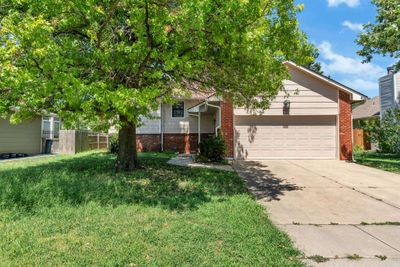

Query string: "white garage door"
[[235, 115, 337, 160]]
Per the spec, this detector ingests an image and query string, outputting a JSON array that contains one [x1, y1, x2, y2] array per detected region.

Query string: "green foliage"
[[0, 152, 303, 266], [307, 255, 330, 263], [198, 136, 227, 163], [0, 0, 315, 127], [354, 151, 400, 174], [108, 133, 119, 154], [353, 145, 364, 154], [357, 0, 400, 69], [363, 109, 400, 154], [303, 51, 324, 75]]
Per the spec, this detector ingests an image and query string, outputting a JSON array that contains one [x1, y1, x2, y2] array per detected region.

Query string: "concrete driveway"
[[235, 160, 400, 266]]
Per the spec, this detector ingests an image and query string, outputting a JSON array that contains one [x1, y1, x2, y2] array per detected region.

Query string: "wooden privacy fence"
[[59, 130, 109, 154], [353, 128, 371, 150]]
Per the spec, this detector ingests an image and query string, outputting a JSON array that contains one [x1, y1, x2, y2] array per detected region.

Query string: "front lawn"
[[354, 151, 400, 173], [0, 152, 303, 266]]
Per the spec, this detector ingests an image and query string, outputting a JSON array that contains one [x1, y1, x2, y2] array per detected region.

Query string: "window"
[[172, 102, 185, 118], [53, 118, 60, 139], [42, 116, 61, 140]]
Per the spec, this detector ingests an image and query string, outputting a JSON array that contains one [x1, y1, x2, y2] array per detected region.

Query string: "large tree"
[[357, 0, 400, 69], [0, 0, 314, 171]]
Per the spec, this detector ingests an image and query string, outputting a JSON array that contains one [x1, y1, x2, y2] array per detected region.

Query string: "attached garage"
[[232, 61, 367, 160], [235, 115, 337, 160]]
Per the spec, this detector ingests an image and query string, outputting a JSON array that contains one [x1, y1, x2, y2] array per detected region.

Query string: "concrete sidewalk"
[[235, 160, 400, 266]]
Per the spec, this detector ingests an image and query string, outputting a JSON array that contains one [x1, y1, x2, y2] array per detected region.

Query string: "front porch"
[[136, 98, 234, 157], [187, 97, 222, 143]]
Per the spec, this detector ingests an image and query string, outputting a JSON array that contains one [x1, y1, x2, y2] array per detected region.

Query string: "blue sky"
[[295, 0, 393, 97]]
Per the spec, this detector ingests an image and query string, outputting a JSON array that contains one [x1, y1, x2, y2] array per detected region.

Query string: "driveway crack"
[[355, 225, 400, 253], [288, 161, 400, 211]]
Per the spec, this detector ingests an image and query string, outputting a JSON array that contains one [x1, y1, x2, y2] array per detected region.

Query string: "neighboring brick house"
[[136, 61, 367, 160]]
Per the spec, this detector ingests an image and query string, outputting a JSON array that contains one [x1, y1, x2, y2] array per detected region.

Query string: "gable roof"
[[353, 96, 381, 120], [284, 61, 368, 102]]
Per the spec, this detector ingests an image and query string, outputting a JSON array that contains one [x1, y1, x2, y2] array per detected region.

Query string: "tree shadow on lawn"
[[0, 153, 247, 213]]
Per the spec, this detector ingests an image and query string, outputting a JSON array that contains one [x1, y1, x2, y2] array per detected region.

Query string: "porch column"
[[198, 112, 201, 144], [221, 100, 234, 158]]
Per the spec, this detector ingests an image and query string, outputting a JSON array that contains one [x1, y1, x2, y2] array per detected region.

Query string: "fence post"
[[97, 133, 100, 150]]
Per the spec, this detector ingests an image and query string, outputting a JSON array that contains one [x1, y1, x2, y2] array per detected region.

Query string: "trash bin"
[[44, 139, 53, 154]]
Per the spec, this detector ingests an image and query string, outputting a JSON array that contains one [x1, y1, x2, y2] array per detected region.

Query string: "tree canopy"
[[357, 0, 400, 69], [0, 0, 315, 170]]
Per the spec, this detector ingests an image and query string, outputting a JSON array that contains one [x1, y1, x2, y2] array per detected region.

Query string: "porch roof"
[[187, 95, 222, 113]]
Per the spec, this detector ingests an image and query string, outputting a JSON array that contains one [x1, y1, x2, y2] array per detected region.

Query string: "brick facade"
[[136, 134, 161, 152], [137, 134, 213, 154], [220, 100, 234, 158], [339, 91, 353, 160]]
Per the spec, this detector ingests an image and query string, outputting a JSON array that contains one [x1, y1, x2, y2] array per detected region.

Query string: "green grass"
[[0, 152, 303, 266], [354, 151, 400, 174]]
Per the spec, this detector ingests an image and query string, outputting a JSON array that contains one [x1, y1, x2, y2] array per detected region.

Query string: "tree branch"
[[96, 0, 120, 48]]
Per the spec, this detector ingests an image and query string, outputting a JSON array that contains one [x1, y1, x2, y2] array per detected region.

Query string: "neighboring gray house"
[[379, 67, 400, 116]]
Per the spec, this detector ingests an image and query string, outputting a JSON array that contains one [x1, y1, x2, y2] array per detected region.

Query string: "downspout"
[[160, 103, 164, 151]]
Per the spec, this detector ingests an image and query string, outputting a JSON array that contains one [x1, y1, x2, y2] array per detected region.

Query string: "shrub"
[[197, 135, 227, 163], [353, 145, 364, 154], [108, 133, 119, 154], [363, 108, 400, 154]]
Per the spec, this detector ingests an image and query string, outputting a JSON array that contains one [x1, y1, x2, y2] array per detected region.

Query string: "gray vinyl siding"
[[379, 74, 396, 116], [0, 118, 42, 155], [137, 101, 215, 134], [137, 108, 162, 134]]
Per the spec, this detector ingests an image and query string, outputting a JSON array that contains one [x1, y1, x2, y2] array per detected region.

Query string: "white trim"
[[283, 61, 367, 101], [170, 101, 186, 119], [41, 116, 61, 140], [207, 102, 222, 136]]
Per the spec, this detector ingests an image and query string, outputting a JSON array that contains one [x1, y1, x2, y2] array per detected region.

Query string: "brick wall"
[[221, 100, 234, 158], [339, 91, 353, 160], [136, 134, 161, 152], [137, 134, 213, 154]]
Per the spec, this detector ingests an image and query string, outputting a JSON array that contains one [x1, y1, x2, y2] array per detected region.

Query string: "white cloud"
[[342, 21, 364, 32], [318, 41, 386, 93], [342, 79, 378, 91], [327, 0, 360, 7]]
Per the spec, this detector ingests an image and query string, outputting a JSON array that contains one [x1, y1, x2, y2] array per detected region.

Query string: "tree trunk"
[[116, 116, 138, 171]]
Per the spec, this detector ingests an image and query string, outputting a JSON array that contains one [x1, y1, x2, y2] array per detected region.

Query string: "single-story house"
[[0, 115, 61, 156], [136, 61, 367, 160], [352, 96, 380, 150], [353, 96, 381, 127]]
